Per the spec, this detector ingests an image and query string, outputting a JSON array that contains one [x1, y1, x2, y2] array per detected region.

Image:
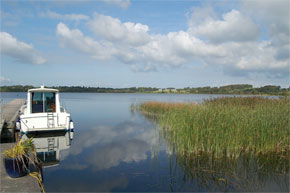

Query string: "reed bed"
[[137, 97, 290, 158]]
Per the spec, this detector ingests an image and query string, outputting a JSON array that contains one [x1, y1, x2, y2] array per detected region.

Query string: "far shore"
[[1, 84, 289, 96]]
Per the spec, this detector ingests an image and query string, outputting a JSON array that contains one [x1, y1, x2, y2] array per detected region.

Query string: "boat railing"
[[60, 100, 67, 113], [60, 106, 66, 113], [19, 104, 27, 115]]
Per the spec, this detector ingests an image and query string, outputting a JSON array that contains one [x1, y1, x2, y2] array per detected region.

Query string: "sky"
[[0, 0, 289, 88]]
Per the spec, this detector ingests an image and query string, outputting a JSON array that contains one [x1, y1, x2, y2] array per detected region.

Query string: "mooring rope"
[[29, 172, 45, 193]]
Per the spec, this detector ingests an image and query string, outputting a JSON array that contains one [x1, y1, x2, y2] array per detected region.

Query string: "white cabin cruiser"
[[18, 86, 74, 133]]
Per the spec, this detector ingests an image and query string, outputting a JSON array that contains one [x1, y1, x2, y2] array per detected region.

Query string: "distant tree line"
[[0, 85, 159, 93], [0, 84, 289, 96], [182, 84, 289, 95]]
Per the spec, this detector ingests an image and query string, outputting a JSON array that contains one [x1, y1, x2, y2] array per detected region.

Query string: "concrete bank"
[[0, 99, 25, 142], [0, 143, 42, 193], [0, 99, 42, 193]]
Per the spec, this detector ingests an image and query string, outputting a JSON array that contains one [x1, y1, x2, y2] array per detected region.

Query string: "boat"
[[18, 86, 74, 134]]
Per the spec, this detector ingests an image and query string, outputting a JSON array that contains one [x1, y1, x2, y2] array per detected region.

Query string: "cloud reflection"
[[61, 120, 158, 171], [87, 139, 149, 171]]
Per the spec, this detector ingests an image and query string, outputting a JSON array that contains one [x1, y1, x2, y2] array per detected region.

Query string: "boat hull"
[[20, 112, 73, 133]]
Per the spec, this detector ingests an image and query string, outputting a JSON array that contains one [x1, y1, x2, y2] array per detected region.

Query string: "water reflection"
[[3, 93, 285, 192], [40, 120, 165, 192], [167, 152, 289, 192], [61, 120, 159, 171], [22, 131, 73, 168]]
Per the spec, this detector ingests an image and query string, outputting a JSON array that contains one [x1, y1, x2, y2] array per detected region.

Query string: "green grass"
[[137, 97, 290, 158]]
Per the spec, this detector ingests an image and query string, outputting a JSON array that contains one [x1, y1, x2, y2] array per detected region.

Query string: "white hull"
[[20, 112, 72, 133]]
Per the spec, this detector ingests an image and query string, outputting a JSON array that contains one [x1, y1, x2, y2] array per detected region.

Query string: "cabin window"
[[32, 92, 44, 113], [32, 92, 56, 113], [44, 92, 56, 112]]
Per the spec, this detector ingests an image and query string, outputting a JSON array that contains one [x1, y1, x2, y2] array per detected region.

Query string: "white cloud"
[[59, 18, 224, 70], [0, 32, 46, 65], [56, 22, 115, 60], [88, 13, 150, 46], [40, 10, 89, 22], [138, 31, 226, 67], [101, 0, 131, 9], [205, 41, 289, 77], [243, 0, 289, 36], [187, 5, 218, 27], [57, 22, 144, 65], [56, 7, 289, 78], [242, 0, 290, 62], [189, 9, 260, 43]]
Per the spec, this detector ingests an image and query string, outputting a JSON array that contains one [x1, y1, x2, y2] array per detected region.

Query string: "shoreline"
[[0, 91, 286, 96]]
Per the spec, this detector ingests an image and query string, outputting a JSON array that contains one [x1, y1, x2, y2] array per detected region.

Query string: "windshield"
[[32, 92, 56, 113]]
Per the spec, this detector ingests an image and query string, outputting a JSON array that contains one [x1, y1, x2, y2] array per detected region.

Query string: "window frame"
[[31, 91, 56, 113]]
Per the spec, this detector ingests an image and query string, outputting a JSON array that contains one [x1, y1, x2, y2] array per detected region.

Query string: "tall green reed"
[[137, 97, 290, 159]]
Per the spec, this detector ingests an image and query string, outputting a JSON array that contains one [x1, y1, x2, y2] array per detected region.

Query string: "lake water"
[[1, 93, 288, 192]]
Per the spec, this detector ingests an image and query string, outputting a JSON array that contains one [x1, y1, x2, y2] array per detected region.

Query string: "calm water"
[[1, 93, 288, 192]]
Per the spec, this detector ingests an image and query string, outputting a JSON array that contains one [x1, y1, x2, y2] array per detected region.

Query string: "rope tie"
[[29, 172, 45, 193]]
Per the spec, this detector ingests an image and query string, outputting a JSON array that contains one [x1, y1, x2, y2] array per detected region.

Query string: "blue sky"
[[0, 0, 289, 88]]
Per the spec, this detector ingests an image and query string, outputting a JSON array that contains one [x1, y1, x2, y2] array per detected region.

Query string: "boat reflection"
[[22, 131, 73, 168]]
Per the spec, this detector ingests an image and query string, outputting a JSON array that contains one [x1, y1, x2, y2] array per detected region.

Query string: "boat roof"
[[28, 86, 59, 93]]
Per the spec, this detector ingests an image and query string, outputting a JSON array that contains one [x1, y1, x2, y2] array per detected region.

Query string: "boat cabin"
[[27, 86, 61, 114]]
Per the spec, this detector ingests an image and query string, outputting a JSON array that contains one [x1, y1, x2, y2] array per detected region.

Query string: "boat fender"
[[15, 118, 21, 131], [69, 128, 74, 140], [69, 121, 74, 129]]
